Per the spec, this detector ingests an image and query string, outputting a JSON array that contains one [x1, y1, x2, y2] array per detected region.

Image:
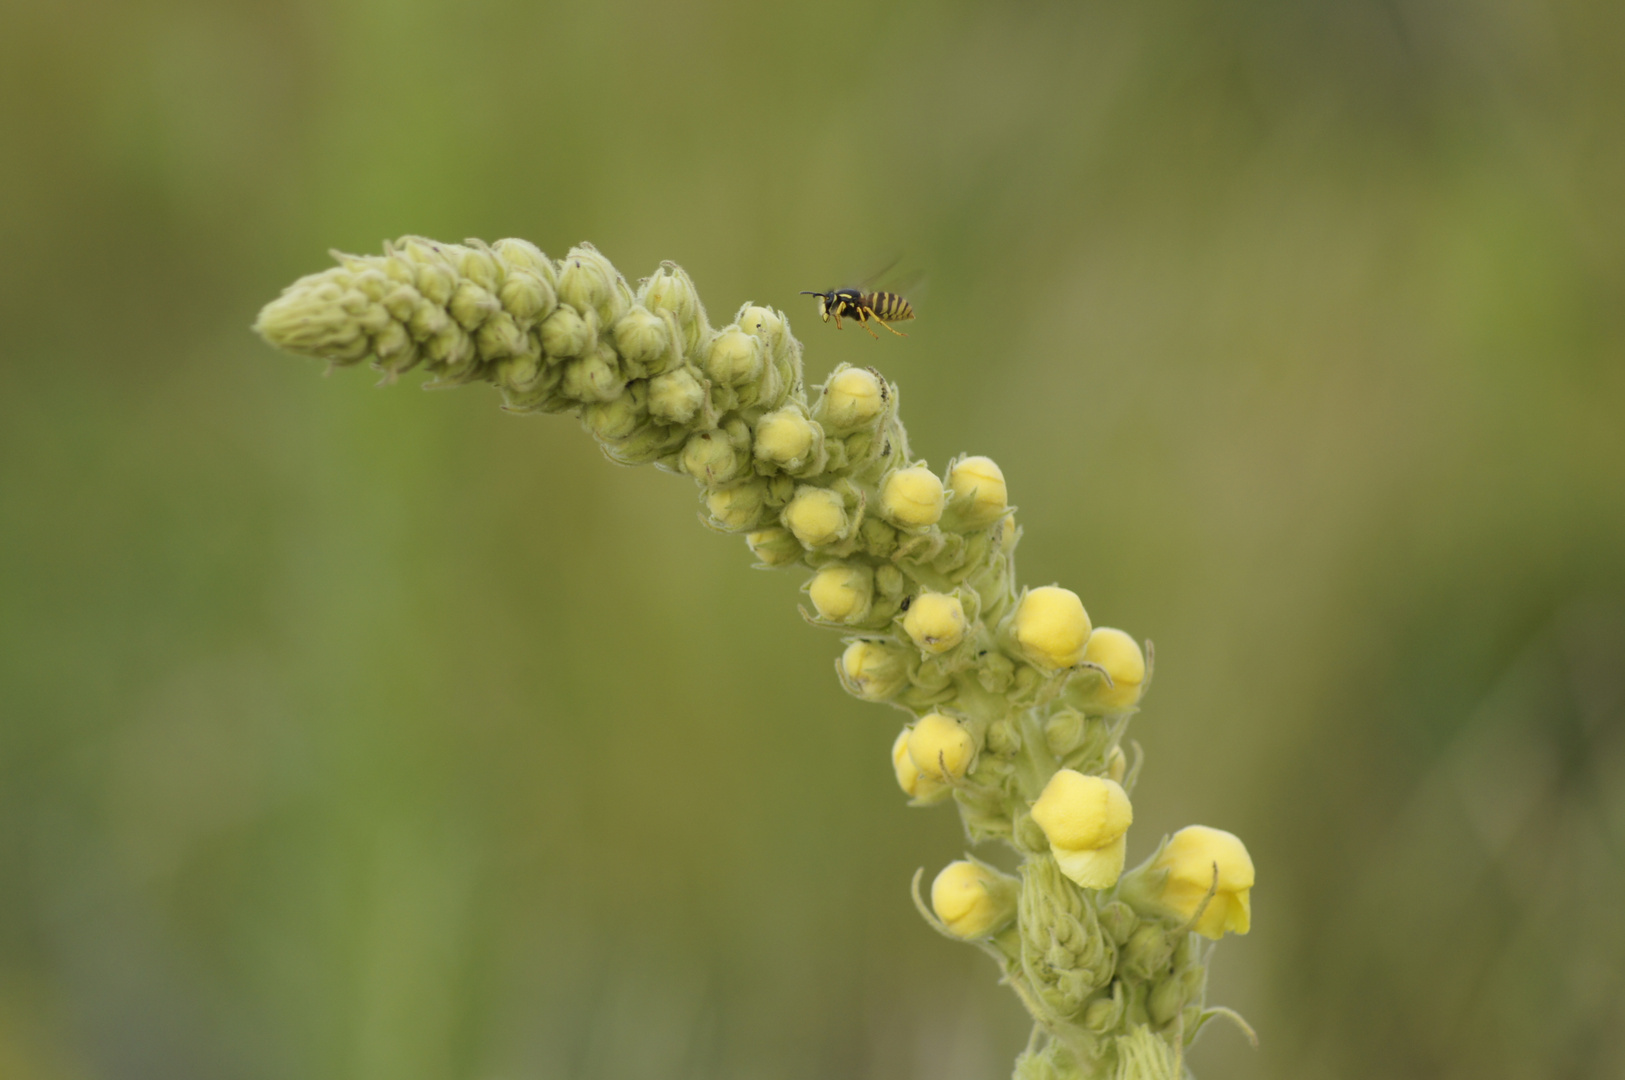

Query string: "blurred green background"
[[3, 1, 1623, 1077]]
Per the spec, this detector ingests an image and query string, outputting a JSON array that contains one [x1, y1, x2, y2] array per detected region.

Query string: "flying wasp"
[[800, 284, 915, 339]]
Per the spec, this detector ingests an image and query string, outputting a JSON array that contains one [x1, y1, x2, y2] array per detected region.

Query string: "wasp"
[[800, 286, 915, 339]]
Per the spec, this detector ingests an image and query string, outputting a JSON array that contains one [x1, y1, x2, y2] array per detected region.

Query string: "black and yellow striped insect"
[[800, 286, 915, 339]]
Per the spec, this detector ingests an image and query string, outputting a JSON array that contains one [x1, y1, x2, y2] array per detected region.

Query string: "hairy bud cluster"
[[255, 237, 1252, 1080]]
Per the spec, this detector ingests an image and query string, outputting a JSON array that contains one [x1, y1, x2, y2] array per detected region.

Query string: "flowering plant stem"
[[256, 237, 1256, 1080]]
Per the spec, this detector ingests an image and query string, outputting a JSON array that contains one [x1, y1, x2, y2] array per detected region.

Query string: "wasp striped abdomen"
[[860, 291, 913, 324], [800, 286, 915, 339]]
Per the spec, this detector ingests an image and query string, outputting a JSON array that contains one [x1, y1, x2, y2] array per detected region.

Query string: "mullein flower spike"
[[255, 238, 1252, 1079]]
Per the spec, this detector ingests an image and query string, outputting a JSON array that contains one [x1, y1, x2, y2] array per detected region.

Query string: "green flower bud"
[[945, 455, 1009, 530], [782, 486, 850, 548], [1044, 709, 1088, 757], [372, 320, 418, 375], [449, 278, 500, 330], [818, 365, 886, 431], [613, 306, 672, 372], [879, 465, 946, 528], [561, 347, 623, 403], [1107, 745, 1127, 784], [1112, 1026, 1181, 1080], [489, 236, 557, 277], [902, 591, 966, 654], [976, 654, 1016, 697], [705, 479, 770, 532], [704, 327, 764, 387], [497, 269, 557, 323], [640, 261, 710, 356], [582, 381, 647, 442], [647, 367, 706, 426], [837, 640, 910, 701], [1147, 976, 1188, 1027], [451, 243, 499, 289], [1082, 985, 1126, 1033], [681, 428, 750, 487], [253, 270, 368, 361], [598, 421, 686, 465], [557, 243, 631, 325], [746, 527, 804, 568], [857, 517, 899, 559], [1121, 924, 1173, 981], [807, 564, 874, 623], [1098, 900, 1140, 946], [753, 408, 825, 476], [540, 305, 593, 359], [474, 310, 529, 360]]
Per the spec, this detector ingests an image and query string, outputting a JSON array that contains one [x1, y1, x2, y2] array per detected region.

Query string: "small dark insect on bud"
[[900, 595, 912, 612]]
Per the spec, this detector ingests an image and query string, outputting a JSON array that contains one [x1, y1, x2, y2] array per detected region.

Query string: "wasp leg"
[[853, 309, 882, 340], [869, 313, 908, 338]]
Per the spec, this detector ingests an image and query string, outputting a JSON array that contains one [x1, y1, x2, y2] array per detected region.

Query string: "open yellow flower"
[[1029, 770, 1133, 889], [1150, 825, 1254, 939]]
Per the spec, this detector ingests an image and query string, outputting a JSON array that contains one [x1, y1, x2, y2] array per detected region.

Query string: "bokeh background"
[[3, 1, 1623, 1077]]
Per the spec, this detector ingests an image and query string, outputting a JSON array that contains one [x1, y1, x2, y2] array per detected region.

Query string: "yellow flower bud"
[[1149, 826, 1254, 939], [838, 640, 909, 701], [1000, 515, 1019, 553], [1030, 770, 1133, 889], [754, 408, 823, 474], [808, 564, 874, 623], [946, 456, 1008, 529], [705, 480, 769, 532], [1106, 745, 1127, 784], [746, 527, 803, 568], [931, 860, 1019, 938], [1011, 586, 1092, 671], [782, 486, 849, 548], [902, 591, 966, 654], [681, 428, 748, 486], [821, 366, 885, 429], [879, 466, 945, 528], [705, 327, 764, 387], [647, 367, 705, 425], [737, 304, 784, 339], [907, 713, 975, 781], [892, 727, 947, 803], [1073, 628, 1147, 712]]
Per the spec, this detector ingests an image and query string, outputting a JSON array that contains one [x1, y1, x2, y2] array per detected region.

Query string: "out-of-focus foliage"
[[2, 1, 1621, 1078]]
